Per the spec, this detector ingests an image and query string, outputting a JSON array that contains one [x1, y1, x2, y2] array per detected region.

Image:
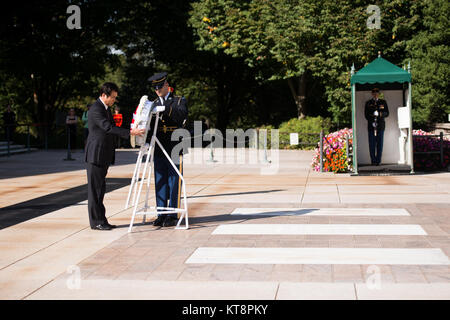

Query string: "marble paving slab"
[[186, 247, 450, 265]]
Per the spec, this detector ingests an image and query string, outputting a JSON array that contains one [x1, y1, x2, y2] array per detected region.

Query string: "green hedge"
[[257, 116, 333, 150], [278, 116, 333, 149]]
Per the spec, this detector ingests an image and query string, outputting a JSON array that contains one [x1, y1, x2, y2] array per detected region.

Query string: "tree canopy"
[[0, 0, 127, 144], [0, 0, 448, 145], [188, 0, 448, 127]]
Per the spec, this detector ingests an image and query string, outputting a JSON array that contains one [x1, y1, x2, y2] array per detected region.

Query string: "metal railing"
[[3, 123, 49, 157], [198, 128, 448, 172], [277, 131, 322, 147], [2, 122, 79, 160], [256, 128, 325, 171]]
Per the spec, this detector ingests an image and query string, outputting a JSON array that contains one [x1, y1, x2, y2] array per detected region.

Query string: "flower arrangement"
[[413, 129, 450, 171], [311, 128, 353, 173]]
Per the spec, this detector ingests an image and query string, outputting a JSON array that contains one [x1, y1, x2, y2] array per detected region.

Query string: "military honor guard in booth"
[[364, 87, 389, 166], [146, 72, 188, 227]]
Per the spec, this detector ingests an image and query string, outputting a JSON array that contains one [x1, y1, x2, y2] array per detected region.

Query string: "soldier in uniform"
[[364, 87, 389, 166], [147, 72, 188, 227]]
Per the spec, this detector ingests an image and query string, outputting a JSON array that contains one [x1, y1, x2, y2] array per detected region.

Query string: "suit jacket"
[[85, 98, 130, 166], [364, 98, 389, 131], [146, 92, 188, 158]]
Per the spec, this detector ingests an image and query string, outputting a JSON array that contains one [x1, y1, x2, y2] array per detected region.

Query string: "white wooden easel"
[[125, 98, 188, 232]]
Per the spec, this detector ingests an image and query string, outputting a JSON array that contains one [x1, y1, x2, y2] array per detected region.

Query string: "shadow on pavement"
[[121, 214, 273, 232], [187, 189, 286, 199], [121, 208, 319, 232], [0, 178, 130, 230], [0, 149, 139, 180]]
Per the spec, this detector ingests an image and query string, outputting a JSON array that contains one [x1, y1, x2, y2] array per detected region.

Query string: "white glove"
[[373, 110, 379, 116], [152, 105, 165, 113]]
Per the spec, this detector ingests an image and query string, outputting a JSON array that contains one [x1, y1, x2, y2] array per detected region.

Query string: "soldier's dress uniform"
[[146, 72, 188, 227], [364, 93, 389, 165]]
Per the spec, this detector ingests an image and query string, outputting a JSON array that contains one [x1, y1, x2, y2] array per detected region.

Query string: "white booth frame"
[[350, 64, 414, 175]]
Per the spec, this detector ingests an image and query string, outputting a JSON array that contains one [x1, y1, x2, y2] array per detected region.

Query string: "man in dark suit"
[[146, 72, 188, 227], [364, 87, 389, 166], [85, 82, 145, 230]]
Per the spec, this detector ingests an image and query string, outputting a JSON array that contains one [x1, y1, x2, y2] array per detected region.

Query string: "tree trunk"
[[216, 63, 229, 133], [287, 73, 307, 119]]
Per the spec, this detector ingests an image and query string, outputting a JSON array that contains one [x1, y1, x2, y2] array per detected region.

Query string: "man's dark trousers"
[[154, 154, 180, 219], [368, 129, 384, 164], [87, 162, 109, 228]]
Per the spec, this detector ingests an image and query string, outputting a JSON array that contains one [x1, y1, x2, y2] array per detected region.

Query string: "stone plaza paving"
[[0, 148, 449, 300]]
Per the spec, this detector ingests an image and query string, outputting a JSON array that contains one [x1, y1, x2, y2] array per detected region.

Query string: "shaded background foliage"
[[0, 0, 448, 147]]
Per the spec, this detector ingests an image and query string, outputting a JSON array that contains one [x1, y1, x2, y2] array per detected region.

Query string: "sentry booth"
[[350, 55, 413, 175]]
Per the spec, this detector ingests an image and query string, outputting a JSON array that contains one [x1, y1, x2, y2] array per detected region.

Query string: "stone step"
[[230, 207, 411, 216], [0, 144, 26, 151], [212, 223, 427, 236], [186, 247, 450, 265], [0, 147, 38, 156]]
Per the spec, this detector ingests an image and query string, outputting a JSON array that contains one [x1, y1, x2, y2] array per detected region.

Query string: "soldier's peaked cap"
[[147, 72, 168, 87]]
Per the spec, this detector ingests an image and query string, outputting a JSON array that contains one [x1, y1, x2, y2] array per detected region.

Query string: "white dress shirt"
[[159, 92, 170, 105], [99, 97, 108, 110]]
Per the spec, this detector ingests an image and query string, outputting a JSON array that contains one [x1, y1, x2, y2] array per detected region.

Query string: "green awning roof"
[[350, 57, 411, 85]]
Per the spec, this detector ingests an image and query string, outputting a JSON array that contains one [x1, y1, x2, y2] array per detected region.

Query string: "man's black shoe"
[[106, 223, 117, 229], [91, 224, 112, 231], [162, 216, 177, 227], [153, 216, 165, 226]]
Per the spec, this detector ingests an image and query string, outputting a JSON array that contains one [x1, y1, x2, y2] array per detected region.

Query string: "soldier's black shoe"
[[91, 224, 112, 231], [162, 216, 177, 227], [153, 216, 165, 226]]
